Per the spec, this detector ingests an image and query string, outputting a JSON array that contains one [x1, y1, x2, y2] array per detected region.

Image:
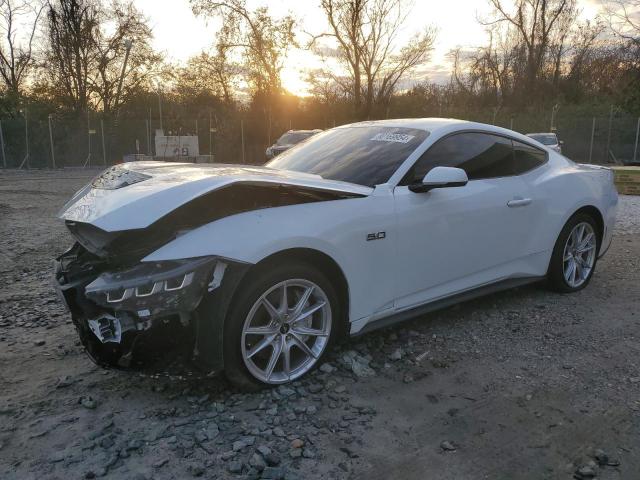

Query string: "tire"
[[223, 261, 341, 390], [547, 212, 600, 293]]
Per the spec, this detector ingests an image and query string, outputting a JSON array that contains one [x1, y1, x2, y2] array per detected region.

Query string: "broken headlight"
[[84, 257, 216, 316]]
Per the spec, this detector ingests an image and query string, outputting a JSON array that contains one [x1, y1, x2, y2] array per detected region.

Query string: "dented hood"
[[60, 161, 372, 232]]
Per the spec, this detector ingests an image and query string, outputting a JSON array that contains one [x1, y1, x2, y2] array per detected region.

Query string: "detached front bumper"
[[54, 244, 246, 370]]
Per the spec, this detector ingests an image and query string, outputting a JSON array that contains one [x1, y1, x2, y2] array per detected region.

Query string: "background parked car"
[[266, 129, 322, 159], [526, 132, 564, 153]]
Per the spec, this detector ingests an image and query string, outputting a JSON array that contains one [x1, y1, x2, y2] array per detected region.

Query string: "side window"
[[513, 140, 547, 174], [403, 132, 515, 183]]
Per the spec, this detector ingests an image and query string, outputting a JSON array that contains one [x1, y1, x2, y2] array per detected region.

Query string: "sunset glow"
[[136, 0, 603, 96]]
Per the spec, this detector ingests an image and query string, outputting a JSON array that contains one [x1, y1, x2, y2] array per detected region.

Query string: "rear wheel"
[[223, 262, 339, 390], [547, 213, 599, 293]]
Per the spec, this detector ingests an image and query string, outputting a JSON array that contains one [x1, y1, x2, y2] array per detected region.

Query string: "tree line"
[[0, 0, 638, 164]]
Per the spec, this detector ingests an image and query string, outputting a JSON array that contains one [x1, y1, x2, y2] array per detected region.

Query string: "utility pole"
[[48, 114, 56, 169], [113, 40, 133, 121]]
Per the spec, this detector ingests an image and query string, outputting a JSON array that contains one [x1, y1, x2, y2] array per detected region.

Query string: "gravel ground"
[[1, 169, 639, 480]]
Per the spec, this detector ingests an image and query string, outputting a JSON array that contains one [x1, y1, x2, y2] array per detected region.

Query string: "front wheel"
[[223, 262, 339, 390], [547, 213, 600, 293]]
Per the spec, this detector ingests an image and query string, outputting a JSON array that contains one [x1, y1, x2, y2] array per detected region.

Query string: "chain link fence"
[[0, 107, 639, 169]]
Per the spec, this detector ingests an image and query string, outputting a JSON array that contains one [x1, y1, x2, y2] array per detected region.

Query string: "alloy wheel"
[[562, 221, 597, 288], [241, 279, 332, 384]]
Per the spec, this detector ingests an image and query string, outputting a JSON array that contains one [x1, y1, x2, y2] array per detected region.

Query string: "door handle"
[[507, 197, 532, 208]]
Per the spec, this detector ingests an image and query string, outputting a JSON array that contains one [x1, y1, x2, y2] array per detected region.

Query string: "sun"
[[280, 47, 329, 97]]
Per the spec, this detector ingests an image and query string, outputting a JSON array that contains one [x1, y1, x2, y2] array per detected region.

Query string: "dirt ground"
[[1, 169, 639, 480]]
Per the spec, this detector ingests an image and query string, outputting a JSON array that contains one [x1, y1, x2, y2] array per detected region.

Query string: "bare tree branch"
[[0, 0, 44, 98]]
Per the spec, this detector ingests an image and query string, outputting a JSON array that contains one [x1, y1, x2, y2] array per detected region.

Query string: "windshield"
[[528, 134, 558, 145], [276, 132, 313, 145], [266, 126, 429, 187]]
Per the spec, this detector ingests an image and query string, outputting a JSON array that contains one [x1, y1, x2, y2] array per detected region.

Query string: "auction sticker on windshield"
[[370, 132, 415, 143]]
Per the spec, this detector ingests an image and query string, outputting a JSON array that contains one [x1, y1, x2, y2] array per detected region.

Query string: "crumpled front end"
[[54, 162, 367, 371], [54, 242, 227, 368]]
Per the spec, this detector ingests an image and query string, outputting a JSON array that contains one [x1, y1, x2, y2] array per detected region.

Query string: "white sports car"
[[54, 118, 618, 388]]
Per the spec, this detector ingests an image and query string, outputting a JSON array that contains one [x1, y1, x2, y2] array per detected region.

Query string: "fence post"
[[146, 119, 150, 155], [605, 105, 614, 163], [158, 89, 163, 132], [550, 104, 559, 131], [633, 117, 640, 164], [589, 117, 596, 164], [48, 114, 56, 169], [509, 117, 514, 131], [0, 120, 6, 168], [26, 109, 29, 168], [101, 119, 106, 165], [241, 119, 245, 164], [18, 108, 29, 169], [84, 112, 92, 167]]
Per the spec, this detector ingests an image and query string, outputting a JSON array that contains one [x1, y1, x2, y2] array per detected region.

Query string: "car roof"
[[339, 118, 538, 144], [341, 118, 467, 131], [284, 129, 322, 134], [526, 132, 557, 136]]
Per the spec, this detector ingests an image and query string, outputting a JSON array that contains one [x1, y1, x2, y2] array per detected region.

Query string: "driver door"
[[393, 132, 537, 310]]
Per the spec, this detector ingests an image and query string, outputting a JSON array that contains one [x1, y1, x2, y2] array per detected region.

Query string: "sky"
[[135, 0, 604, 96]]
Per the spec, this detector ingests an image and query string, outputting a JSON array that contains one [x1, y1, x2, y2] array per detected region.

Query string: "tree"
[[46, 0, 97, 114], [177, 48, 238, 103], [604, 0, 640, 47], [314, 0, 436, 119], [0, 0, 44, 100], [190, 0, 295, 97], [482, 0, 578, 101], [455, 25, 522, 106], [91, 1, 162, 115], [46, 0, 161, 115], [603, 1, 640, 112]]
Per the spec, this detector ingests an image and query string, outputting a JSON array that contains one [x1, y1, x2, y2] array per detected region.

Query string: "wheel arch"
[[571, 205, 605, 246], [192, 247, 351, 375], [244, 248, 351, 336]]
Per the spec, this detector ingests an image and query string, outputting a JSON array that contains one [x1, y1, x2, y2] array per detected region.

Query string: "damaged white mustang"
[[54, 119, 617, 388]]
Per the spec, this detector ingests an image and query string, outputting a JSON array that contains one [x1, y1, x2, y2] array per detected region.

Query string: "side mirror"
[[409, 166, 468, 193], [559, 140, 565, 145]]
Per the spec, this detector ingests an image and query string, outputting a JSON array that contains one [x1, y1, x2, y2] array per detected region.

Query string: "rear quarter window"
[[513, 140, 547, 174]]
